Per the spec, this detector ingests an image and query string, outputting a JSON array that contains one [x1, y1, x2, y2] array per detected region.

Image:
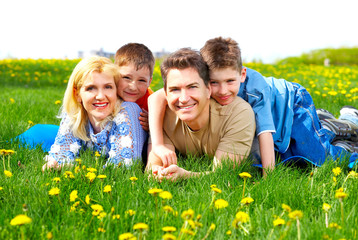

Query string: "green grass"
[[0, 59, 358, 239]]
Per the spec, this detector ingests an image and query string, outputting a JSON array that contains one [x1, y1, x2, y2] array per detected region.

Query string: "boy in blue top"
[[200, 37, 358, 172]]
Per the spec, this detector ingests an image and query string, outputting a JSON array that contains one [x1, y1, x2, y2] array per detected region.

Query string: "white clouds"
[[1, 0, 357, 62]]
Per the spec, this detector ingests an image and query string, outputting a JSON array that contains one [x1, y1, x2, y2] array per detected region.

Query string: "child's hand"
[[153, 145, 177, 167], [139, 109, 149, 132]]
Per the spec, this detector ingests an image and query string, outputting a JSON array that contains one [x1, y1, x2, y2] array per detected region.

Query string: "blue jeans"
[[280, 83, 357, 166]]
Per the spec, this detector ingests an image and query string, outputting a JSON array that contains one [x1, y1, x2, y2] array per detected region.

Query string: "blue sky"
[[1, 0, 357, 63]]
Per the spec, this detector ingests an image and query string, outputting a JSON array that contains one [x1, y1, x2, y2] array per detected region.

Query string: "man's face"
[[117, 63, 152, 102], [165, 68, 211, 130], [209, 67, 246, 105]]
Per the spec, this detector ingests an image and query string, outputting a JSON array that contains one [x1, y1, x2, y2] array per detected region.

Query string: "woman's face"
[[76, 71, 117, 128]]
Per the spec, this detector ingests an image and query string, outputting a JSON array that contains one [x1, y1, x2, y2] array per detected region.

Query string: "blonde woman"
[[42, 56, 146, 171]]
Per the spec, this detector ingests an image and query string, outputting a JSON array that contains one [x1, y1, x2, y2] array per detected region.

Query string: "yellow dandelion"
[[98, 228, 106, 233], [181, 209, 194, 220], [113, 214, 120, 220], [335, 191, 348, 200], [148, 188, 163, 196], [125, 209, 136, 216], [133, 222, 149, 231], [210, 184, 217, 188], [282, 203, 292, 212], [74, 166, 81, 173], [214, 199, 229, 209], [97, 211, 107, 220], [348, 170, 358, 178], [48, 187, 60, 196], [162, 233, 176, 240], [333, 176, 337, 183], [235, 211, 250, 223], [97, 174, 107, 179], [28, 120, 34, 126], [4, 170, 13, 178], [162, 226, 177, 232], [70, 190, 78, 202], [85, 194, 90, 204], [273, 217, 286, 227], [94, 151, 101, 157], [329, 222, 342, 229], [55, 100, 61, 105], [86, 167, 97, 173], [241, 197, 254, 205], [0, 187, 3, 191], [10, 98, 15, 104], [52, 177, 61, 183], [103, 185, 112, 193], [159, 191, 173, 200], [239, 172, 252, 179], [64, 171, 75, 179], [210, 223, 216, 230], [119, 232, 136, 240], [75, 158, 82, 164], [10, 214, 32, 226], [322, 203, 331, 212], [85, 172, 96, 182], [288, 210, 303, 220], [129, 176, 138, 181], [332, 167, 342, 176], [226, 230, 232, 235], [163, 205, 174, 213], [211, 187, 222, 194]]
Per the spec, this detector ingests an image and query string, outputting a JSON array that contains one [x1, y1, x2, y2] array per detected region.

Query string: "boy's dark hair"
[[200, 37, 242, 72], [160, 48, 209, 90], [115, 43, 155, 76]]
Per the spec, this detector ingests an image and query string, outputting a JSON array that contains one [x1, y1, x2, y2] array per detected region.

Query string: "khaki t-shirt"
[[163, 97, 255, 158]]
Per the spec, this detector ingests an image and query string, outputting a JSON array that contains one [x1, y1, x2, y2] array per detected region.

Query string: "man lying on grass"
[[146, 48, 255, 181]]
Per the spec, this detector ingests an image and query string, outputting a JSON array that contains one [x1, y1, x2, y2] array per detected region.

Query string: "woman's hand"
[[42, 156, 61, 172]]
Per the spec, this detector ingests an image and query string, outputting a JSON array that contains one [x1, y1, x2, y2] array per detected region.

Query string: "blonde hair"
[[62, 56, 122, 141]]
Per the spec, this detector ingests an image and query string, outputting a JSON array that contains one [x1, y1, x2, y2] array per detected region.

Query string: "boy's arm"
[[258, 132, 275, 176], [148, 88, 177, 167]]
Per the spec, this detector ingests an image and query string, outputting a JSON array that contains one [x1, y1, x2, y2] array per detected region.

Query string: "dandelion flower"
[[273, 217, 286, 227], [10, 98, 15, 104], [86, 167, 97, 173], [64, 171, 75, 179], [55, 100, 61, 105], [94, 151, 101, 157], [48, 187, 60, 196], [332, 167, 342, 176], [133, 222, 149, 231], [239, 172, 252, 179], [210, 223, 216, 230], [85, 172, 96, 182], [162, 226, 176, 232], [4, 170, 13, 178], [97, 174, 107, 179], [226, 230, 232, 235], [28, 120, 34, 125], [241, 197, 254, 205], [348, 170, 358, 178], [162, 233, 176, 240], [70, 190, 78, 202], [335, 191, 348, 199], [103, 185, 112, 193], [282, 204, 292, 212], [328, 222, 342, 229], [52, 177, 61, 183], [0, 187, 3, 191], [119, 232, 136, 240], [10, 214, 32, 226], [214, 199, 229, 209], [211, 187, 222, 194], [322, 203, 331, 212], [181, 209, 194, 220], [159, 191, 173, 200], [210, 184, 217, 188], [98, 228, 106, 233], [129, 176, 138, 181], [288, 210, 303, 220], [163, 205, 174, 213], [85, 194, 90, 204], [113, 214, 120, 220], [234, 211, 250, 223], [125, 209, 136, 216]]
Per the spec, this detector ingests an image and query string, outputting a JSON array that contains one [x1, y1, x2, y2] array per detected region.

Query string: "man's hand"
[[139, 109, 149, 132], [160, 164, 189, 181], [152, 145, 177, 167]]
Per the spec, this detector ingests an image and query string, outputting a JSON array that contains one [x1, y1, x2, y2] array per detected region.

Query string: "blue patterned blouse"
[[47, 102, 147, 167]]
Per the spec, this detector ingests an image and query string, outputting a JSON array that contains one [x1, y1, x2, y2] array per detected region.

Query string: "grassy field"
[[0, 59, 358, 239]]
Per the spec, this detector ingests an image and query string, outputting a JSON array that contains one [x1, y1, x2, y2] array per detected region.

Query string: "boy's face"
[[117, 63, 152, 102], [209, 67, 246, 105]]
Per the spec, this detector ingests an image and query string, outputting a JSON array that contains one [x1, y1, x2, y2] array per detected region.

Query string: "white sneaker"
[[339, 105, 358, 127]]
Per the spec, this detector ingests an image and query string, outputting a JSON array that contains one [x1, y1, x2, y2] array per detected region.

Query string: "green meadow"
[[0, 58, 358, 239]]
